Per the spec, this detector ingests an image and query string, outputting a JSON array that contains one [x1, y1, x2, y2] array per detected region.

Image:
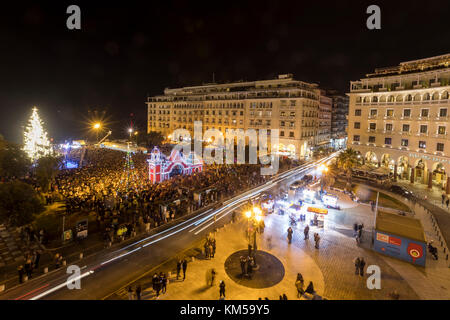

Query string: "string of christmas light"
[[23, 107, 51, 162]]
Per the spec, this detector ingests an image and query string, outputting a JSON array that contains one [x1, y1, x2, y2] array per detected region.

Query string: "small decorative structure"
[[148, 147, 203, 183]]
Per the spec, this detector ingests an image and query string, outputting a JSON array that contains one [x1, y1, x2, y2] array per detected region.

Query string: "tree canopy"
[[35, 155, 63, 192], [0, 181, 44, 227], [0, 136, 31, 180]]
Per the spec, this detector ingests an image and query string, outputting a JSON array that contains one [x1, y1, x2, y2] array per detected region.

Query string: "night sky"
[[0, 0, 449, 143]]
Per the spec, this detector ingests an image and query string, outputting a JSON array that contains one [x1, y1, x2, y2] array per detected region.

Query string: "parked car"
[[389, 185, 415, 199]]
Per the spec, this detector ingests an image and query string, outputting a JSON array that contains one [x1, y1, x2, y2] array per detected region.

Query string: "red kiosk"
[[148, 147, 203, 183]]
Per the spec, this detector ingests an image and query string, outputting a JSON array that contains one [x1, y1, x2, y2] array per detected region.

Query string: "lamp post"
[[93, 122, 101, 143], [244, 206, 263, 270], [128, 128, 133, 141], [318, 164, 329, 194]]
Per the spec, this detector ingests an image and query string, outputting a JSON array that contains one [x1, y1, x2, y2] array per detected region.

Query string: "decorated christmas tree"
[[23, 107, 51, 162]]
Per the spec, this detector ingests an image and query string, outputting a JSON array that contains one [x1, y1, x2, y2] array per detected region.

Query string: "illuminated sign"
[[307, 207, 328, 214]]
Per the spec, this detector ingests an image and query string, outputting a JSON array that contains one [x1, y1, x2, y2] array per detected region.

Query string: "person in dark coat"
[[354, 257, 361, 275], [176, 260, 182, 280], [34, 250, 41, 269], [240, 256, 247, 276], [287, 227, 293, 244], [135, 285, 142, 300], [24, 259, 33, 279], [219, 280, 226, 298], [152, 273, 162, 298], [359, 258, 366, 276], [161, 272, 167, 294], [211, 239, 216, 258], [304, 225, 309, 240], [305, 281, 315, 294], [182, 259, 187, 280], [17, 265, 25, 284], [247, 256, 253, 278]]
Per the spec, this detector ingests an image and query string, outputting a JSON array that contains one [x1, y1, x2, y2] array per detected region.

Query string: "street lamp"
[[243, 206, 263, 269], [318, 164, 329, 193], [128, 128, 133, 140], [93, 122, 102, 143]]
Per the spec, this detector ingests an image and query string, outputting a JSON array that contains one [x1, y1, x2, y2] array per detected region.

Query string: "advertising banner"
[[373, 231, 426, 267]]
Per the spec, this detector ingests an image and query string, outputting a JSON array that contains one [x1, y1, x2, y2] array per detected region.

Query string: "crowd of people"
[[38, 146, 293, 243]]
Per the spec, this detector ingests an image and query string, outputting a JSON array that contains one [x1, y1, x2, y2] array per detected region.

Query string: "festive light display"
[[23, 107, 51, 162], [148, 146, 203, 183]]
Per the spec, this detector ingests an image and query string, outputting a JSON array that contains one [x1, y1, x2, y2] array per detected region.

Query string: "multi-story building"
[[315, 89, 332, 149], [147, 74, 321, 159], [330, 92, 349, 149], [347, 53, 450, 191]]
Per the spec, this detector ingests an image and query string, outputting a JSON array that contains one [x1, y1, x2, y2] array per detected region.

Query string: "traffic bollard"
[[62, 260, 66, 266], [0, 284, 5, 292], [44, 267, 48, 274], [80, 253, 83, 259]]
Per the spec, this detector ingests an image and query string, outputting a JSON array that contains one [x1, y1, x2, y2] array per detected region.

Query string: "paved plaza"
[[111, 185, 450, 300]]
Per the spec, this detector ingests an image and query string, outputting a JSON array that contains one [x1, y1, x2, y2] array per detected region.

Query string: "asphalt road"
[[0, 153, 337, 300]]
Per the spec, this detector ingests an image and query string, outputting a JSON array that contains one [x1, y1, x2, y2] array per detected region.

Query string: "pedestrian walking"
[[353, 223, 358, 237], [446, 198, 449, 209], [295, 277, 304, 298], [136, 285, 142, 300], [314, 233, 320, 249], [304, 225, 309, 240], [176, 260, 182, 280], [17, 265, 24, 284], [247, 256, 253, 279], [287, 227, 293, 244], [24, 259, 33, 279], [357, 228, 363, 243], [211, 239, 216, 258], [161, 272, 167, 294], [153, 273, 162, 298], [442, 193, 446, 205], [240, 256, 247, 276], [209, 243, 214, 259], [248, 244, 252, 257], [127, 286, 134, 300], [353, 257, 360, 275], [211, 268, 216, 286], [219, 280, 226, 299], [34, 250, 41, 269], [182, 259, 187, 280], [359, 258, 366, 276]]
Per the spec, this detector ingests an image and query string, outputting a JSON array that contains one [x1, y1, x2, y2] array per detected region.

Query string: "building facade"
[[147, 74, 321, 159], [315, 89, 332, 149], [330, 92, 349, 149], [347, 53, 450, 191]]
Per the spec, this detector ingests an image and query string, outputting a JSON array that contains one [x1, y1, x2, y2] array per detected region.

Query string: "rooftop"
[[376, 211, 426, 242], [365, 53, 450, 79]]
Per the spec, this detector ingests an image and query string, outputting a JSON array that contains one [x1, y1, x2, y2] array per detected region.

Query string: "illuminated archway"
[[397, 156, 409, 179], [365, 151, 378, 166]]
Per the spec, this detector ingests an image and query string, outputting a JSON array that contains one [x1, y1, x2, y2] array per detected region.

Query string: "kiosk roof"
[[376, 211, 425, 242]]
